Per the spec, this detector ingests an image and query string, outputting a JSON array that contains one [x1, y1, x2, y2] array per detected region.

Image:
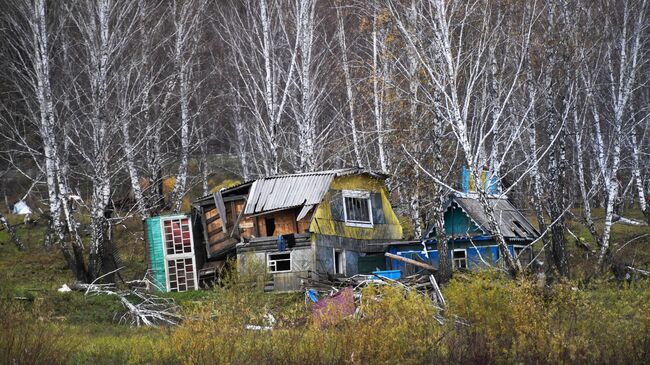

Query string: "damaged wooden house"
[[387, 170, 539, 274], [145, 168, 403, 292]]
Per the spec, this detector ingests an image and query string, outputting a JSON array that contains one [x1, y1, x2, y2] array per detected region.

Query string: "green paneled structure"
[[145, 216, 168, 291], [145, 214, 198, 293]]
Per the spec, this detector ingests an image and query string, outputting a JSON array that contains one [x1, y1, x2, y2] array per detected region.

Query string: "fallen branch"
[[626, 266, 650, 277], [85, 266, 125, 295], [429, 274, 446, 307], [0, 212, 26, 251], [71, 273, 182, 326], [613, 215, 648, 226], [615, 234, 650, 254]]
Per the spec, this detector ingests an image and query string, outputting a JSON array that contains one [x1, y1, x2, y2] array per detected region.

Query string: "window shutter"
[[330, 190, 344, 221], [371, 192, 385, 224]]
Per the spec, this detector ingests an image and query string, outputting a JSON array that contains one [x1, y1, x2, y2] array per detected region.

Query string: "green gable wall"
[[444, 205, 483, 236]]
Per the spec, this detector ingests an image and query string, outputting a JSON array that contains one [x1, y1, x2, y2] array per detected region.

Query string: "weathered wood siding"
[[204, 198, 248, 258], [310, 175, 402, 240]]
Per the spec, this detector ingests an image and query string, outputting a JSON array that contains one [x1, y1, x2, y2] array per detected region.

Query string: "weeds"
[[0, 300, 75, 365]]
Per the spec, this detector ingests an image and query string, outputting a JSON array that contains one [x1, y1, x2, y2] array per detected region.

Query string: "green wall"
[[145, 217, 167, 292]]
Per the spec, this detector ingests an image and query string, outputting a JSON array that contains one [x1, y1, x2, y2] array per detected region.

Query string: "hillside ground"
[[1, 207, 649, 364]]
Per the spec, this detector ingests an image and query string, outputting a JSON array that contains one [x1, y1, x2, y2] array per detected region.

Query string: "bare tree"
[[388, 0, 541, 275]]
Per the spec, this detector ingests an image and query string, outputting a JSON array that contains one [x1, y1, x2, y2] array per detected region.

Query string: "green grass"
[[1, 208, 650, 364]]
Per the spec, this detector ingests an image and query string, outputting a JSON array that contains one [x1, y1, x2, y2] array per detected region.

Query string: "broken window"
[[452, 249, 467, 269], [334, 249, 345, 275], [342, 190, 372, 227], [268, 252, 291, 273]]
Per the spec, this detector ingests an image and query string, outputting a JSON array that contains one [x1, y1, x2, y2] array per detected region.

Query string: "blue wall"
[[387, 238, 520, 272]]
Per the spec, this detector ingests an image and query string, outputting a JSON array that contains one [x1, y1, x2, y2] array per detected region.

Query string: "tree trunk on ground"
[[0, 212, 26, 250]]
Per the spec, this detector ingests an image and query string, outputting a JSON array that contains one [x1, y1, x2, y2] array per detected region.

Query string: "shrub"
[[442, 272, 650, 364], [0, 300, 75, 365]]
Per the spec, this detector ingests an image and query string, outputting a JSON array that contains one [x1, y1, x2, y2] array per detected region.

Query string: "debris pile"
[[303, 272, 446, 325], [69, 270, 182, 326]]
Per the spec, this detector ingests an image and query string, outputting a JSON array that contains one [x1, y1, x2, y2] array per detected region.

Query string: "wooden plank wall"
[[204, 203, 314, 257], [256, 208, 312, 237]]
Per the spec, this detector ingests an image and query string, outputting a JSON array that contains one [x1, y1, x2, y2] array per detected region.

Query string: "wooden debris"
[[385, 252, 437, 272]]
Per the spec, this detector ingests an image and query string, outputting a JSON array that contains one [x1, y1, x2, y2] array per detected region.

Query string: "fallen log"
[[385, 252, 437, 272], [0, 212, 26, 251], [613, 214, 648, 226]]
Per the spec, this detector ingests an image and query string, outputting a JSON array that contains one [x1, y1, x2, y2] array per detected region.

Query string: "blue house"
[[387, 193, 539, 274]]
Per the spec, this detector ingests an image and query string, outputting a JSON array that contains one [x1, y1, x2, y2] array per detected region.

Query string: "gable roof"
[[242, 168, 387, 215], [448, 194, 539, 240]]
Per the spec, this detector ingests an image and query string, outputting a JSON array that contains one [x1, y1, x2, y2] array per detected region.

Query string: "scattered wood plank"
[[385, 252, 437, 272]]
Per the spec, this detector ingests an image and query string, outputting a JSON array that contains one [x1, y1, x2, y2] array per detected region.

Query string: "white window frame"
[[267, 251, 292, 273], [160, 215, 198, 292], [342, 190, 373, 228], [452, 248, 468, 269], [333, 248, 345, 275]]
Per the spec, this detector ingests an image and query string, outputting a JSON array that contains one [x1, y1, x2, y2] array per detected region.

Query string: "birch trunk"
[[597, 0, 645, 268], [372, 7, 388, 173], [32, 0, 64, 248], [170, 0, 205, 212], [336, 6, 362, 167], [295, 0, 318, 172], [87, 0, 113, 280], [170, 25, 192, 212], [233, 95, 251, 180], [630, 129, 649, 223]]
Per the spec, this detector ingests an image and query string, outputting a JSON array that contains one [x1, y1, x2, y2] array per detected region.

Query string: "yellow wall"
[[309, 174, 403, 240]]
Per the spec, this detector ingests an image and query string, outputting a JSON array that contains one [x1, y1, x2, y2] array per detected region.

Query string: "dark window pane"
[[269, 253, 290, 260], [275, 260, 291, 271], [345, 197, 370, 223]]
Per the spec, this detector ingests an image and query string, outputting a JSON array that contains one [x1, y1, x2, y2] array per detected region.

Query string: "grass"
[[1, 208, 649, 364]]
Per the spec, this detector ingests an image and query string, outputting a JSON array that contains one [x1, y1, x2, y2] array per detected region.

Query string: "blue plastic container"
[[372, 270, 401, 280]]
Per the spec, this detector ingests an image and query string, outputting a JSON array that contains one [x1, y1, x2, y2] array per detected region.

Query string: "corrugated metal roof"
[[244, 168, 377, 215], [449, 194, 539, 240]]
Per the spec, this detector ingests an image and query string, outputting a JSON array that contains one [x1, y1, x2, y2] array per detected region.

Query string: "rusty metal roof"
[[449, 194, 540, 240], [244, 168, 380, 215]]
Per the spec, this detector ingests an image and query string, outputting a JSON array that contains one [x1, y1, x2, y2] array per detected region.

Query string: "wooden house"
[[192, 168, 403, 291], [388, 193, 539, 274]]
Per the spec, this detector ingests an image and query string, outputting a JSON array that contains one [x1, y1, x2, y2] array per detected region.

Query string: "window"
[[334, 249, 345, 275], [267, 252, 292, 273], [161, 216, 198, 292], [453, 249, 467, 269], [343, 190, 372, 227], [513, 246, 530, 263], [163, 218, 192, 256], [166, 258, 195, 292]]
